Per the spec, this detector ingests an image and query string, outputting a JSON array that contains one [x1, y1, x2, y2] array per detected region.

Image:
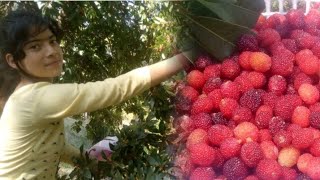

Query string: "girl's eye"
[[50, 39, 58, 44], [30, 44, 40, 50]]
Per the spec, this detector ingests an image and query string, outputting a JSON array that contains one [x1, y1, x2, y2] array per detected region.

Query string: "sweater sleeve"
[[31, 66, 151, 121]]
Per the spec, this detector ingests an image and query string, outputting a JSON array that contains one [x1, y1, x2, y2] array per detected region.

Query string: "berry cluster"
[[173, 9, 320, 180]]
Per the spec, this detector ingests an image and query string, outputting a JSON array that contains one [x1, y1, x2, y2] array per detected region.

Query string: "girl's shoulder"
[[11, 82, 52, 98]]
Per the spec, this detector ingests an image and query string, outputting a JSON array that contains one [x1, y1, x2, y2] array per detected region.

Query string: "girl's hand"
[[86, 136, 118, 161]]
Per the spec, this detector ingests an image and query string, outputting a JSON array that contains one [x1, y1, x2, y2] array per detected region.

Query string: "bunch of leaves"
[[176, 0, 265, 60]]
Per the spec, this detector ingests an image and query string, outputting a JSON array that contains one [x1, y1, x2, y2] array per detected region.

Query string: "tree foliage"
[[0, 1, 184, 179]]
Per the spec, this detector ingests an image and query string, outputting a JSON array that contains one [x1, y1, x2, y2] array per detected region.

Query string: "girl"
[[0, 10, 191, 179]]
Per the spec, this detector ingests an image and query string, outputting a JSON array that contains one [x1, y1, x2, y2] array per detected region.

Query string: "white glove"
[[87, 136, 118, 161]]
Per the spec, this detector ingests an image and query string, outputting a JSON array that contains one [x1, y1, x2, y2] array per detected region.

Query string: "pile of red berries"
[[173, 8, 320, 180]]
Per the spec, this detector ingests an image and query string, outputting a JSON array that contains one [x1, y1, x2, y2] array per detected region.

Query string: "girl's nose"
[[45, 43, 59, 57]]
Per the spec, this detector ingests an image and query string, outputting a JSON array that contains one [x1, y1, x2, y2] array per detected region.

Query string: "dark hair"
[[0, 10, 63, 108]]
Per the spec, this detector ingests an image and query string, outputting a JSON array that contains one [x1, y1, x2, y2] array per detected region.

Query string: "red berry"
[[221, 58, 241, 80], [220, 81, 240, 100], [223, 157, 248, 180], [273, 130, 292, 148], [258, 28, 281, 48], [195, 55, 213, 71], [191, 96, 214, 115], [268, 75, 287, 95], [240, 141, 264, 167], [292, 128, 314, 149], [202, 77, 222, 94], [240, 89, 264, 112], [237, 34, 259, 52], [203, 64, 221, 81], [191, 113, 212, 130], [220, 137, 241, 159], [310, 138, 320, 157], [187, 70, 206, 90], [256, 159, 282, 180], [219, 98, 239, 118], [208, 124, 233, 146], [189, 143, 216, 166], [190, 167, 216, 180]]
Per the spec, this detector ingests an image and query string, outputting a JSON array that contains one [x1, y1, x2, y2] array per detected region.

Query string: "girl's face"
[[20, 28, 63, 79]]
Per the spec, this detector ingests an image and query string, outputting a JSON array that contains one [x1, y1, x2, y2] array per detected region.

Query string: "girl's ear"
[[5, 54, 17, 69]]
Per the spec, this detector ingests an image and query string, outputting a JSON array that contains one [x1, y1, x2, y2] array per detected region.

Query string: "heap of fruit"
[[173, 8, 320, 180]]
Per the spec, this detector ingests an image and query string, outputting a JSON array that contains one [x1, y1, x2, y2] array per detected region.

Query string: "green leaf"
[[196, 0, 263, 28], [187, 15, 255, 60], [237, 0, 266, 13]]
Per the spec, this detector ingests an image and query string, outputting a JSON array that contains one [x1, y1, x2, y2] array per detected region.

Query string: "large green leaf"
[[187, 15, 255, 60], [237, 0, 266, 13], [196, 0, 263, 28]]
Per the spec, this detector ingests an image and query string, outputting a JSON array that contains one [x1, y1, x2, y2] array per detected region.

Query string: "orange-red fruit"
[[292, 106, 310, 127], [278, 146, 300, 168], [295, 49, 319, 75], [247, 71, 266, 88], [187, 70, 206, 90], [186, 128, 209, 149], [297, 153, 314, 174], [298, 83, 320, 105], [234, 122, 259, 143], [256, 159, 282, 180], [240, 141, 264, 167], [260, 140, 279, 160], [188, 143, 216, 166], [249, 52, 272, 72], [189, 167, 216, 180], [239, 51, 252, 70], [208, 124, 233, 146]]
